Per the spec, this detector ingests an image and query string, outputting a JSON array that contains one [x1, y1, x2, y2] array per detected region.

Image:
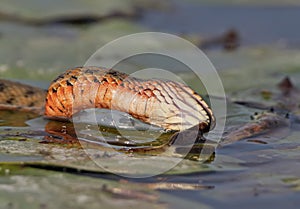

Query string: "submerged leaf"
[[0, 164, 165, 209]]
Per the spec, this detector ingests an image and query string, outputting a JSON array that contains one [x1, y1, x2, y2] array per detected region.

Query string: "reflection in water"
[[0, 110, 40, 126], [43, 118, 216, 162], [170, 128, 216, 162]]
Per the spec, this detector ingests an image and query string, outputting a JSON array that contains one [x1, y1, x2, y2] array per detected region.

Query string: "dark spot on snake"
[[53, 74, 65, 82], [28, 102, 35, 107], [0, 83, 6, 92], [49, 105, 54, 111], [103, 88, 108, 99], [52, 87, 57, 93], [93, 77, 99, 83], [6, 98, 14, 104], [71, 75, 77, 80], [60, 101, 65, 109], [107, 70, 118, 76], [58, 108, 64, 113], [66, 80, 73, 86], [85, 69, 96, 74], [25, 89, 35, 95], [102, 78, 108, 83]]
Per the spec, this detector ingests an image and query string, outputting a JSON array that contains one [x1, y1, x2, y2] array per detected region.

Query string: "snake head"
[[158, 81, 216, 133], [118, 78, 216, 133]]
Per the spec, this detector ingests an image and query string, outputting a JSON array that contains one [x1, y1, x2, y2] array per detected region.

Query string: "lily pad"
[[208, 46, 300, 92], [0, 0, 136, 20], [0, 164, 166, 209], [0, 124, 247, 177]]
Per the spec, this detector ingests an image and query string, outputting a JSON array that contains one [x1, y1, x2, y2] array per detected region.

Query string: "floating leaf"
[[0, 164, 166, 209]]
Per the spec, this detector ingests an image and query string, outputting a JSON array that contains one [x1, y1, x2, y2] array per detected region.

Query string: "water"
[[138, 2, 300, 208], [139, 1, 300, 48]]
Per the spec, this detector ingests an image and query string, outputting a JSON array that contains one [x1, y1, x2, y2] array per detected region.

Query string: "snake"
[[0, 67, 215, 133]]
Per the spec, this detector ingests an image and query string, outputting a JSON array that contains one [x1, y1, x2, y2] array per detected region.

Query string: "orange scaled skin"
[[45, 67, 215, 132]]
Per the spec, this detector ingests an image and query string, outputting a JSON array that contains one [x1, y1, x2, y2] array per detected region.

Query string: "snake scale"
[[0, 67, 215, 132]]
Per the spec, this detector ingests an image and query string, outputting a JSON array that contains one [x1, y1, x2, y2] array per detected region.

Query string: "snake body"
[[0, 79, 46, 114], [1, 67, 215, 132]]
